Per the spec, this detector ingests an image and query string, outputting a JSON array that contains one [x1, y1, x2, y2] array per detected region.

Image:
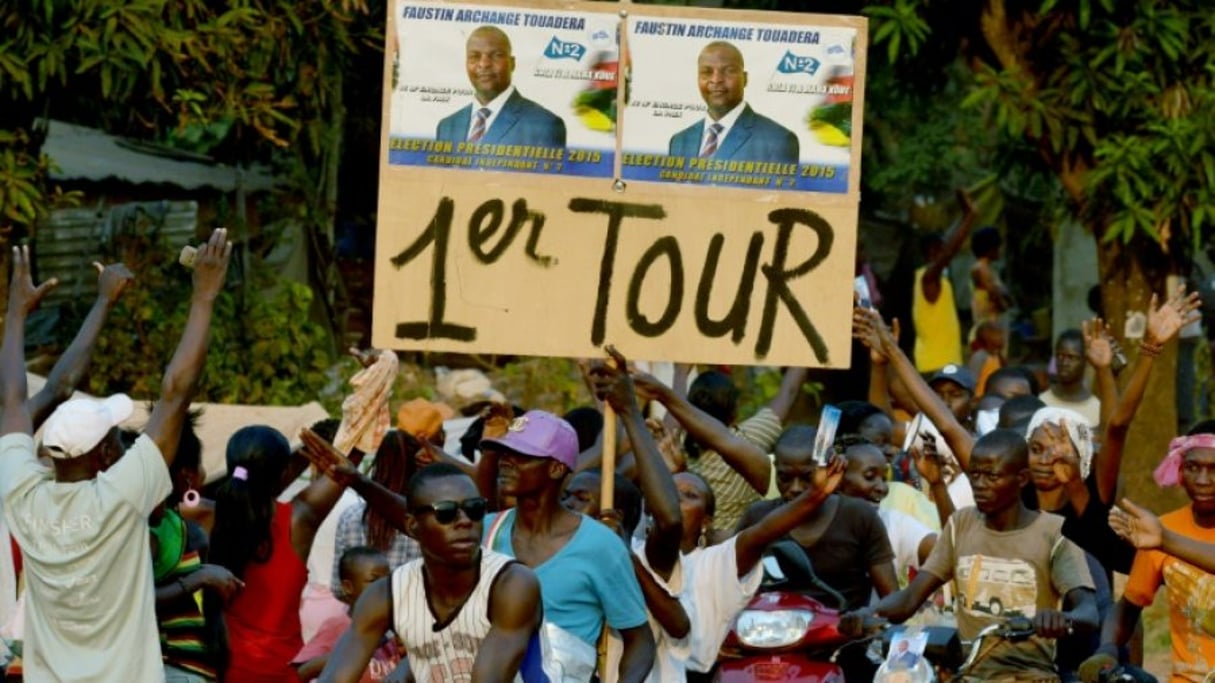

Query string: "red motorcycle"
[[712, 541, 870, 682]]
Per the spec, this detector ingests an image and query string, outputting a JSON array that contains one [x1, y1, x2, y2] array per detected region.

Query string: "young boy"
[[843, 429, 1099, 682], [293, 547, 398, 682]]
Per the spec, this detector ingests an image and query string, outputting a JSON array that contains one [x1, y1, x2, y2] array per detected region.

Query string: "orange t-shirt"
[[1123, 506, 1215, 683]]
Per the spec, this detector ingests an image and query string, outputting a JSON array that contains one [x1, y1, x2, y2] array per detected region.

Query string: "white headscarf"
[[1025, 407, 1094, 480]]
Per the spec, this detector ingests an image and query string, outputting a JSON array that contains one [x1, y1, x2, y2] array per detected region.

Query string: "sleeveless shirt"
[[391, 550, 519, 682]]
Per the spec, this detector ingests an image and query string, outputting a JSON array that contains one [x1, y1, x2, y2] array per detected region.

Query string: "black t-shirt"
[[1021, 474, 1135, 574], [739, 495, 895, 611]]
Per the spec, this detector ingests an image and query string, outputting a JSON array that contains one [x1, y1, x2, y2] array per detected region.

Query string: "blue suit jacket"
[[436, 90, 566, 147], [668, 104, 799, 164]]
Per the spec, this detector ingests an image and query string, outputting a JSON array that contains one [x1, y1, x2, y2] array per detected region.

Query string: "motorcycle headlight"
[[734, 609, 814, 649]]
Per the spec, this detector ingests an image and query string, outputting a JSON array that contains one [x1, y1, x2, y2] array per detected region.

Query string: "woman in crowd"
[[210, 425, 353, 681]]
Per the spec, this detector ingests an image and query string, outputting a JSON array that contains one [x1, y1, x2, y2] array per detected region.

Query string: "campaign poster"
[[387, 2, 620, 178], [622, 16, 859, 193]]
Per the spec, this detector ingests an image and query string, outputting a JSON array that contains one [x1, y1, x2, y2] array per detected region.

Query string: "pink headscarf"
[[1154, 434, 1215, 487]]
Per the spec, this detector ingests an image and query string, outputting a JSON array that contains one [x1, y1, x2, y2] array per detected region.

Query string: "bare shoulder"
[[489, 562, 541, 625]]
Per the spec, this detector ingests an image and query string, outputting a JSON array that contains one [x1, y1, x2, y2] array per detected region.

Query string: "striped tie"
[[700, 122, 723, 157], [468, 107, 491, 142]]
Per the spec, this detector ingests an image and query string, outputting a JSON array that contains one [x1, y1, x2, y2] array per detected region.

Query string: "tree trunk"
[[1096, 236, 1188, 512]]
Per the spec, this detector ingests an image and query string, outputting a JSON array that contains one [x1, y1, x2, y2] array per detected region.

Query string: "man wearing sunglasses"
[[315, 460, 544, 682], [480, 410, 656, 681]]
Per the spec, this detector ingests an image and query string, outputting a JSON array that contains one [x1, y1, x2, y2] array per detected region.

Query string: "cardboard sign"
[[373, 0, 867, 367]]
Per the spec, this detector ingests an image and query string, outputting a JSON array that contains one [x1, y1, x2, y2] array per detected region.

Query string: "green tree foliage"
[[864, 0, 1215, 256], [0, 0, 379, 230]]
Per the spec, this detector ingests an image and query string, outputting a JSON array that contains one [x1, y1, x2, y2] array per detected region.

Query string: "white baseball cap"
[[42, 395, 134, 459]]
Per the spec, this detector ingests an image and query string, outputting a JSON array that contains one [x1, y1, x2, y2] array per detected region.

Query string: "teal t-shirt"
[[483, 509, 648, 645]]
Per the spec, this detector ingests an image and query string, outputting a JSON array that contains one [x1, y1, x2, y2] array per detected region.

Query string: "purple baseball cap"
[[479, 409, 579, 470]]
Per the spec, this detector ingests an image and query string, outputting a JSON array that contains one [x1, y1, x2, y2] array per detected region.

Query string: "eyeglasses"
[[412, 497, 489, 524]]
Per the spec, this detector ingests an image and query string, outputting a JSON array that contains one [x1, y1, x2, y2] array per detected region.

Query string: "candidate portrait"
[[669, 41, 799, 165], [436, 26, 567, 148]]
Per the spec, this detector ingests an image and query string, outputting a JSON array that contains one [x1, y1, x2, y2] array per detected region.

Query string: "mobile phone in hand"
[[813, 405, 842, 467], [854, 276, 873, 309]]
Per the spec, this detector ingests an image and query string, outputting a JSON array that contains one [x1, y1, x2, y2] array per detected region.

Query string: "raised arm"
[[1095, 289, 1200, 505], [766, 367, 808, 423], [1083, 318, 1118, 433], [299, 427, 408, 533], [318, 578, 393, 683], [1110, 498, 1215, 574], [290, 428, 369, 559], [733, 458, 844, 577], [29, 262, 132, 430], [590, 347, 682, 579], [1, 246, 59, 436], [473, 564, 543, 682], [867, 319, 902, 418], [912, 433, 956, 528], [921, 190, 978, 290], [144, 229, 231, 464], [854, 306, 974, 469], [634, 372, 770, 493]]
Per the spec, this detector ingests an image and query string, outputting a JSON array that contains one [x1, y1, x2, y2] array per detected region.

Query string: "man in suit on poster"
[[669, 41, 799, 165], [437, 26, 567, 148]]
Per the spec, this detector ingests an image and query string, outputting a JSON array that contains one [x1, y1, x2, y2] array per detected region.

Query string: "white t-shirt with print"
[[0, 433, 171, 682]]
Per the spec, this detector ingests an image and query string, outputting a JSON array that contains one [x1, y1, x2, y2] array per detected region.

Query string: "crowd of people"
[[0, 225, 1209, 683]]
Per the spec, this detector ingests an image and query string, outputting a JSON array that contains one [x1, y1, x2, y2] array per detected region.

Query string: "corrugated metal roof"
[[42, 119, 275, 192], [38, 201, 199, 307]]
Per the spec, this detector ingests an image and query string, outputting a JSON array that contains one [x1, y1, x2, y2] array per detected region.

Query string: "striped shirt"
[[688, 407, 783, 532], [153, 512, 218, 680], [390, 550, 518, 682]]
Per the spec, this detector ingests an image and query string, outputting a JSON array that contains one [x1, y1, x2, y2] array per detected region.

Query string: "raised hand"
[[646, 417, 685, 473], [957, 188, 978, 217], [812, 456, 846, 496], [8, 245, 57, 317], [480, 402, 514, 440], [852, 307, 897, 363], [1108, 498, 1164, 550], [1041, 421, 1082, 485], [191, 228, 233, 302], [298, 428, 359, 487], [629, 370, 667, 404], [588, 345, 638, 415], [1082, 318, 1114, 369], [93, 262, 134, 305], [1145, 285, 1202, 346], [912, 432, 944, 485]]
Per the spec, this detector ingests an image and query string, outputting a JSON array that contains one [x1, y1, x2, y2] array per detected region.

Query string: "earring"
[[697, 527, 708, 548], [181, 489, 201, 508]]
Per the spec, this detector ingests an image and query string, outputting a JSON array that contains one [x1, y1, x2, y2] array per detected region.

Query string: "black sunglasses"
[[412, 497, 489, 524]]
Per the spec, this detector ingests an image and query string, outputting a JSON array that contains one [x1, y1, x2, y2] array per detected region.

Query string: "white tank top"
[[391, 550, 517, 682]]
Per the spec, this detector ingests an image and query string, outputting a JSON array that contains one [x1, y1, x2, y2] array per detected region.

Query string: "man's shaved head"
[[699, 41, 744, 66], [468, 25, 512, 52]]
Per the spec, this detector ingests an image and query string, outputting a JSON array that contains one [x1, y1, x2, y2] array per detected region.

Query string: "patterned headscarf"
[[1025, 407, 1094, 480], [1154, 434, 1215, 487]]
